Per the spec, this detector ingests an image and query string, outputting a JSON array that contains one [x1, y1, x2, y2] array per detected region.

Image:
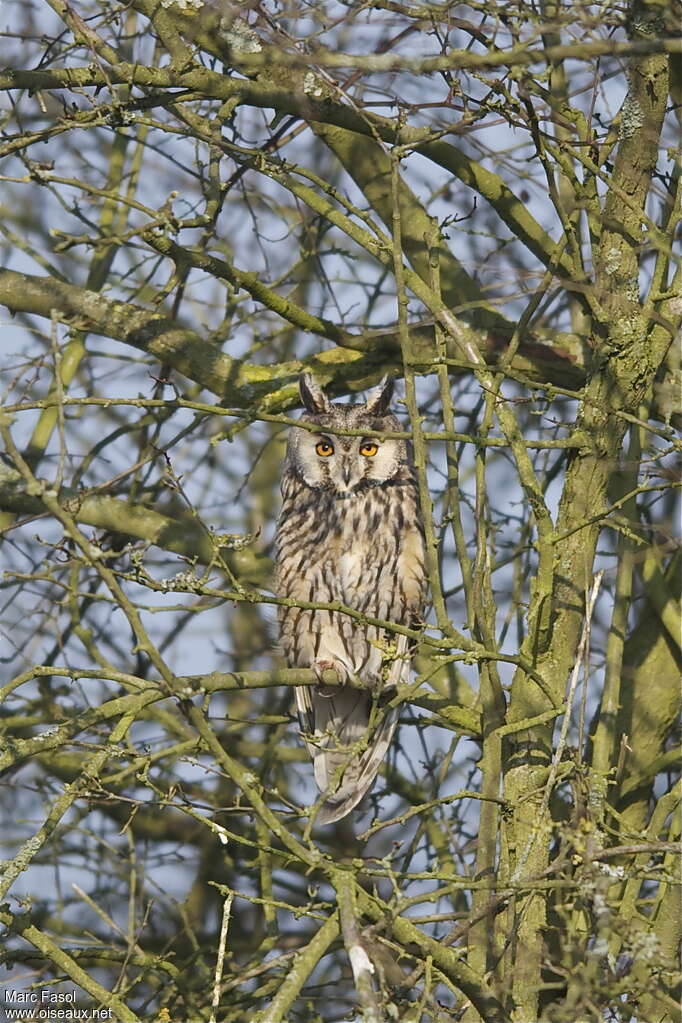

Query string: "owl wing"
[[296, 633, 411, 825]]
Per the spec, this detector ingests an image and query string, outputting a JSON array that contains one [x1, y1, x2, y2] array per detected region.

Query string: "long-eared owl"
[[275, 374, 426, 825]]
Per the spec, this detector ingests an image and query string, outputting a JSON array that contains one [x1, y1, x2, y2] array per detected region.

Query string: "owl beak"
[[341, 461, 353, 486]]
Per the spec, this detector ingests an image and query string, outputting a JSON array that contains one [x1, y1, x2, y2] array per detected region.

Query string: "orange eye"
[[360, 442, 379, 457], [315, 440, 334, 457]]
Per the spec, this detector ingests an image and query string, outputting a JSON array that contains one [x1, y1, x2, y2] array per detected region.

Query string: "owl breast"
[[275, 473, 425, 680]]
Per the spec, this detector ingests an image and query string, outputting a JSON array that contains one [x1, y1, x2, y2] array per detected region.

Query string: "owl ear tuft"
[[299, 373, 331, 414], [364, 375, 394, 416]]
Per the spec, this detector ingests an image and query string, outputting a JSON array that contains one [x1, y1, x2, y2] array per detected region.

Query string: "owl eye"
[[315, 440, 334, 457], [360, 441, 379, 457]]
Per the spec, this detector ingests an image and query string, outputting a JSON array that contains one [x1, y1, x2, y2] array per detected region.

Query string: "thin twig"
[[210, 890, 234, 1023]]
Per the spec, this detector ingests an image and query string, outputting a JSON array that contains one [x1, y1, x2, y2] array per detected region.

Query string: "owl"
[[275, 374, 426, 825]]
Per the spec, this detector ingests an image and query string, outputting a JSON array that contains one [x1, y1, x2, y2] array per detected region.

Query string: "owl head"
[[285, 374, 408, 494]]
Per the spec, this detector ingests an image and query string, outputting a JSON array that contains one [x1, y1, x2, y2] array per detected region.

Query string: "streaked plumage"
[[275, 374, 426, 825]]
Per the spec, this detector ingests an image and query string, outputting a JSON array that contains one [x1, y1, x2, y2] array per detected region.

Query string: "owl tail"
[[308, 692, 398, 826], [296, 637, 409, 825]]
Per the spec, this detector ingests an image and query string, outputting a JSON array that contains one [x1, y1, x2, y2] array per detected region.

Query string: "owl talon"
[[313, 659, 349, 688], [366, 672, 383, 695]]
